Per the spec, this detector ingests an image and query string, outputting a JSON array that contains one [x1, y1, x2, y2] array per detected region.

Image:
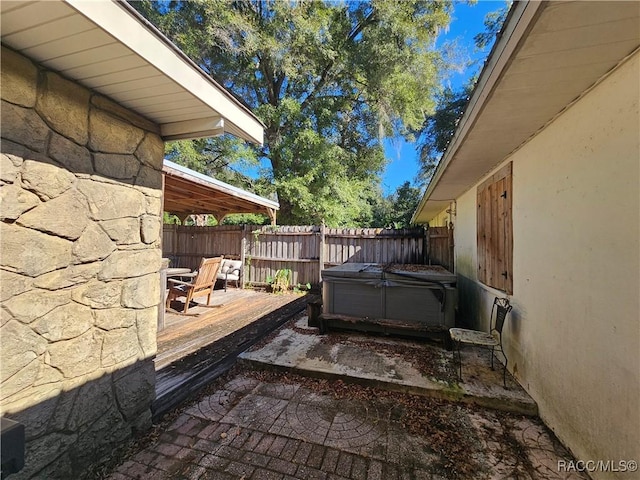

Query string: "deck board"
[[153, 288, 316, 418], [157, 289, 301, 368]]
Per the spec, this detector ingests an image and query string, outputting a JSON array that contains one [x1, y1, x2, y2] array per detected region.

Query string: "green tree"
[[165, 136, 265, 194], [415, 84, 472, 183], [391, 181, 421, 227], [132, 0, 452, 226], [474, 2, 511, 50], [372, 181, 421, 228], [415, 1, 510, 185], [222, 213, 270, 225]]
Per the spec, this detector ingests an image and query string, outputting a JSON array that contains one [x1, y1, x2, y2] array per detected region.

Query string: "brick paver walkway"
[[106, 372, 588, 480]]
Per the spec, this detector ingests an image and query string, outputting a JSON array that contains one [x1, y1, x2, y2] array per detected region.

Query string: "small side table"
[[158, 267, 192, 331]]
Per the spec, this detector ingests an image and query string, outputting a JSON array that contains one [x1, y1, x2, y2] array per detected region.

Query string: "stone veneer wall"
[[0, 46, 164, 478]]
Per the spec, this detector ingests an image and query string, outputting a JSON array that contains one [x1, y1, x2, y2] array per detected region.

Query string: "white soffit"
[[413, 1, 640, 224], [0, 0, 264, 145]]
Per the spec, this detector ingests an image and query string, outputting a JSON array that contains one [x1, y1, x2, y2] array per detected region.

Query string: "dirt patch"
[[316, 331, 458, 385]]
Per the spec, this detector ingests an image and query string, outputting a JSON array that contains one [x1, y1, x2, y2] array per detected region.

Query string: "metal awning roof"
[[0, 0, 264, 144], [413, 1, 640, 224], [163, 160, 279, 224]]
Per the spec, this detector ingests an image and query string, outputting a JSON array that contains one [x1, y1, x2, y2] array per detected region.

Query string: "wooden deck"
[[154, 288, 315, 418]]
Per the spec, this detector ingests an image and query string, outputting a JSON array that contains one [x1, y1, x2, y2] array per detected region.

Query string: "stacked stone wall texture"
[[0, 46, 164, 479]]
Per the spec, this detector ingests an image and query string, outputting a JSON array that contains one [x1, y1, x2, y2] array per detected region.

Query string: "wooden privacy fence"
[[427, 225, 454, 273], [162, 224, 435, 287]]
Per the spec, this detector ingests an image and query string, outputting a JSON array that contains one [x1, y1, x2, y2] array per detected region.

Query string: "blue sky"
[[241, 1, 507, 193], [381, 0, 506, 194]]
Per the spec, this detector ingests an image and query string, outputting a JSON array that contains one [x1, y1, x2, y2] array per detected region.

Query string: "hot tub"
[[321, 263, 456, 338]]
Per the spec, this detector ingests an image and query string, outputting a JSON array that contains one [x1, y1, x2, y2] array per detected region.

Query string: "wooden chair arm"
[[167, 278, 193, 286]]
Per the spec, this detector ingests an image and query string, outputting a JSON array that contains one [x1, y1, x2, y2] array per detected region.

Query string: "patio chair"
[[166, 256, 223, 314], [449, 297, 513, 387], [216, 259, 242, 291]]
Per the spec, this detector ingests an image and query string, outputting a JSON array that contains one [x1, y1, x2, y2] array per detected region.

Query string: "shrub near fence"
[[162, 224, 428, 287]]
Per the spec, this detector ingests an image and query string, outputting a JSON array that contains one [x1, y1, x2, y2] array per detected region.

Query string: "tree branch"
[[300, 8, 377, 111], [347, 7, 377, 42]]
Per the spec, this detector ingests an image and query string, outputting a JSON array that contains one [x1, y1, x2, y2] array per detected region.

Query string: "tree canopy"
[[372, 181, 422, 228], [415, 84, 472, 183], [415, 1, 510, 185], [132, 0, 453, 226]]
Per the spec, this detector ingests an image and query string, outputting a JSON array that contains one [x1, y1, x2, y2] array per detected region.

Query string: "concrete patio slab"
[[239, 317, 538, 416]]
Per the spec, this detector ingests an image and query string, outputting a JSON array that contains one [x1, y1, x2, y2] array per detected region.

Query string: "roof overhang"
[[1, 0, 264, 144], [163, 160, 279, 223], [413, 0, 640, 224]]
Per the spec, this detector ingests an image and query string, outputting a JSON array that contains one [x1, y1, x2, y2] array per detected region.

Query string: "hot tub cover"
[[321, 263, 456, 284]]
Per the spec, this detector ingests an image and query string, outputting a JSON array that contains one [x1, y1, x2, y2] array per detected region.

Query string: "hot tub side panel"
[[384, 283, 456, 328], [322, 277, 456, 330], [322, 278, 383, 318]]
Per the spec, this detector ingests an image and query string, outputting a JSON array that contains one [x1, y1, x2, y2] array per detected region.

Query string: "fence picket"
[[163, 224, 432, 286]]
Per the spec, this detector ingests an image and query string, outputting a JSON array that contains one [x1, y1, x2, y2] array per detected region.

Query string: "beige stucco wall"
[[429, 207, 453, 228], [0, 46, 164, 478], [449, 51, 640, 478]]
